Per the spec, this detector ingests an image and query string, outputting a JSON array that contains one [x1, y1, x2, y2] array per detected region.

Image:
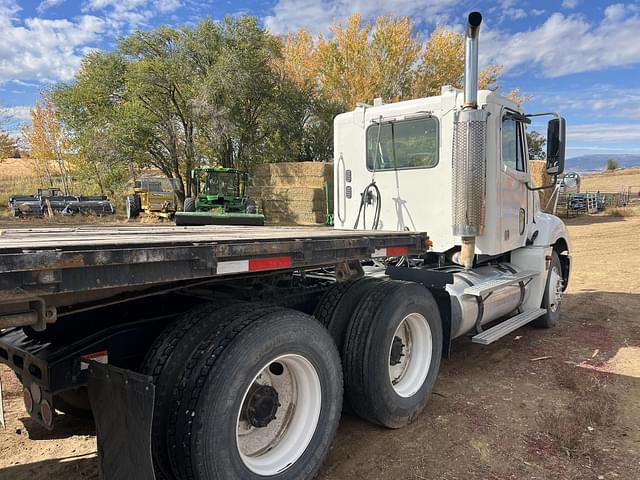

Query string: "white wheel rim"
[[549, 266, 563, 312], [388, 313, 432, 398], [236, 354, 322, 475]]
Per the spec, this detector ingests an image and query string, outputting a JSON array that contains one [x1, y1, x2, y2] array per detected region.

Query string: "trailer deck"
[[0, 225, 427, 326]]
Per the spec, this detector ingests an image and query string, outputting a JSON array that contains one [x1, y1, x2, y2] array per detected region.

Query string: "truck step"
[[464, 270, 539, 297], [472, 308, 547, 345]]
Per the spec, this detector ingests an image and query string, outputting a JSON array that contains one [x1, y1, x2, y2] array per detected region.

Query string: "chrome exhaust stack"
[[452, 11, 487, 269], [463, 12, 482, 108]]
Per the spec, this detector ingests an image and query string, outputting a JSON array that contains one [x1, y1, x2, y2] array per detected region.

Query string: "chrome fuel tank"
[[445, 264, 530, 338]]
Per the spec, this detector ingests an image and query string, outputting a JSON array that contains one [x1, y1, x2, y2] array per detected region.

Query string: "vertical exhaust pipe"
[[452, 12, 487, 269], [463, 12, 482, 109]]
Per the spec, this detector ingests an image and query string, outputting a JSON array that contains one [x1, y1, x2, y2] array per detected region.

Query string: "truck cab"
[[334, 88, 569, 257]]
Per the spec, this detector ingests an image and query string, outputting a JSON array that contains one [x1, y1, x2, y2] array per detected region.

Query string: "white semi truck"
[[0, 11, 570, 480]]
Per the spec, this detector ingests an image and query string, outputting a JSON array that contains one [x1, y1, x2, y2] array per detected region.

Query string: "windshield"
[[202, 171, 239, 196]]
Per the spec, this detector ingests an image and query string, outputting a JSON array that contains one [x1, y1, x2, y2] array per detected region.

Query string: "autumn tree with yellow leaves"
[[280, 14, 509, 110], [22, 93, 73, 193]]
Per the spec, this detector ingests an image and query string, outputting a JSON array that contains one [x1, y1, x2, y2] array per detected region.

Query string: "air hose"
[[353, 115, 383, 230], [353, 181, 381, 230]]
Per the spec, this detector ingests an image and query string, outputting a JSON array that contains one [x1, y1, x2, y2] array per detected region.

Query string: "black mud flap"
[[87, 361, 156, 480]]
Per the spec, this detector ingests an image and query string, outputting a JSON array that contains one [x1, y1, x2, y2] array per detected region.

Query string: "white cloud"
[[82, 0, 184, 30], [0, 2, 106, 84], [481, 6, 640, 77], [37, 0, 67, 14], [561, 0, 579, 9], [569, 123, 640, 144], [264, 0, 458, 34], [2, 105, 31, 122]]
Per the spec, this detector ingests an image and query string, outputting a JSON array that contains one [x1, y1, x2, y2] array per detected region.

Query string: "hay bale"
[[247, 186, 325, 203], [530, 160, 553, 212], [248, 162, 333, 225]]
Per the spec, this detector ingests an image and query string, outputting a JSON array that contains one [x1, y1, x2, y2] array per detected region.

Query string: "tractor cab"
[[175, 167, 265, 226], [193, 167, 248, 213]]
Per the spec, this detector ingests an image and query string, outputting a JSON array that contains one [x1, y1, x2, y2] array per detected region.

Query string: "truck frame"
[[0, 12, 571, 480]]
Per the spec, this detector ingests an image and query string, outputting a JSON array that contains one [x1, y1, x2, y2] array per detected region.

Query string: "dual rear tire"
[[143, 303, 342, 480], [315, 279, 443, 428]]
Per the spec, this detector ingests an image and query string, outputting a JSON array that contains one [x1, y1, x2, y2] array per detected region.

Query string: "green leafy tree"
[[55, 17, 310, 202], [605, 158, 619, 171], [526, 131, 546, 160]]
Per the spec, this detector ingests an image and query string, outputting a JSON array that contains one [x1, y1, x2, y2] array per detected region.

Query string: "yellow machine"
[[126, 177, 178, 219]]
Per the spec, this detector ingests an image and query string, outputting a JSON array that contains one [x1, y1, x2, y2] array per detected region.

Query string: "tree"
[[22, 93, 73, 193], [54, 17, 308, 202], [605, 158, 619, 171], [0, 131, 18, 159], [527, 131, 546, 160]]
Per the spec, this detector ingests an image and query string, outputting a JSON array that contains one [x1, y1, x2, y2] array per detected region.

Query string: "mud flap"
[[87, 361, 156, 480]]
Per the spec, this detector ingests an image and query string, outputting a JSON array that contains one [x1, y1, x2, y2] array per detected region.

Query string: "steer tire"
[[141, 301, 252, 480], [171, 308, 343, 480], [343, 280, 442, 429], [313, 277, 381, 353], [534, 251, 563, 328]]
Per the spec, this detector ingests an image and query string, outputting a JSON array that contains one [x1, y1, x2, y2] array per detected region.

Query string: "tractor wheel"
[[343, 280, 442, 429], [183, 197, 196, 212], [245, 198, 258, 214], [126, 195, 140, 219], [170, 307, 342, 480]]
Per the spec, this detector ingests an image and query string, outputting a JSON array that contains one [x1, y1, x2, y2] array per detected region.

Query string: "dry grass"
[[534, 367, 618, 456], [581, 168, 640, 193], [605, 207, 635, 217]]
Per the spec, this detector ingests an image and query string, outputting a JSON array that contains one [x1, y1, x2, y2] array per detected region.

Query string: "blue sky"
[[1, 0, 640, 158]]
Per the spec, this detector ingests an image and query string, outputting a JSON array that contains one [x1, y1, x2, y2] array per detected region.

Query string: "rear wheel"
[[313, 277, 381, 352], [535, 251, 564, 328], [141, 301, 253, 480], [172, 308, 343, 480], [183, 197, 196, 212], [343, 281, 442, 428]]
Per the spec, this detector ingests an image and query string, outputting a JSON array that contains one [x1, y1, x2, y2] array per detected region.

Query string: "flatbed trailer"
[[0, 224, 430, 480]]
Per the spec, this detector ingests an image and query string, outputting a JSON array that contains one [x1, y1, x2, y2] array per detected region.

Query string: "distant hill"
[[566, 154, 640, 172]]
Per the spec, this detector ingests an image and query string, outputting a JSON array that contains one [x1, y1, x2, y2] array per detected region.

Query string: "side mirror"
[[546, 117, 566, 175]]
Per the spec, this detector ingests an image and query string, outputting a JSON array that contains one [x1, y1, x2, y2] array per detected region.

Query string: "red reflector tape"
[[248, 256, 292, 272], [386, 246, 409, 257]]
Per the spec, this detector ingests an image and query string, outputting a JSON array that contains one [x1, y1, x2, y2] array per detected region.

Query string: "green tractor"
[[175, 166, 265, 226]]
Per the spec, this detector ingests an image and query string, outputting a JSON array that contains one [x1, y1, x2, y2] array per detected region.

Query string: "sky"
[[1, 0, 640, 158]]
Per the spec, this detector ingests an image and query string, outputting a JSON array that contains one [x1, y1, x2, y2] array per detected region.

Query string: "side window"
[[502, 116, 526, 172], [366, 117, 439, 171]]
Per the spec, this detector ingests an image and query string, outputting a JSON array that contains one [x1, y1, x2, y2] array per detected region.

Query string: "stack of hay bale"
[[248, 162, 333, 225], [529, 160, 554, 212]]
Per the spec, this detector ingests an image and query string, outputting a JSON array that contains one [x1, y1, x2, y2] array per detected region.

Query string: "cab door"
[[499, 111, 530, 251]]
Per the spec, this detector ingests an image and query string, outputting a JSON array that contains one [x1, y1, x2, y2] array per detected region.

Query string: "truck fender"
[[531, 212, 572, 252]]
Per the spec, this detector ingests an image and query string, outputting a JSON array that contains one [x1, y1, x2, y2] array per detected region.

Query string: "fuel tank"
[[445, 264, 531, 338]]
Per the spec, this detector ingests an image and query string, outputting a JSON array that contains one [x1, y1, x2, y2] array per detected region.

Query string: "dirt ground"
[[0, 215, 639, 480]]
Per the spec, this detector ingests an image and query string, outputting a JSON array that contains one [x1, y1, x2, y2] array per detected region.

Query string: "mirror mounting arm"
[[525, 174, 558, 191]]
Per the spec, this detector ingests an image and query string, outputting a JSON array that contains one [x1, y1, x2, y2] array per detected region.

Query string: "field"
[[581, 168, 640, 193]]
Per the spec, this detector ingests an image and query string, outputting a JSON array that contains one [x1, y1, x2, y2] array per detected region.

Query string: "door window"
[[502, 116, 526, 172]]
